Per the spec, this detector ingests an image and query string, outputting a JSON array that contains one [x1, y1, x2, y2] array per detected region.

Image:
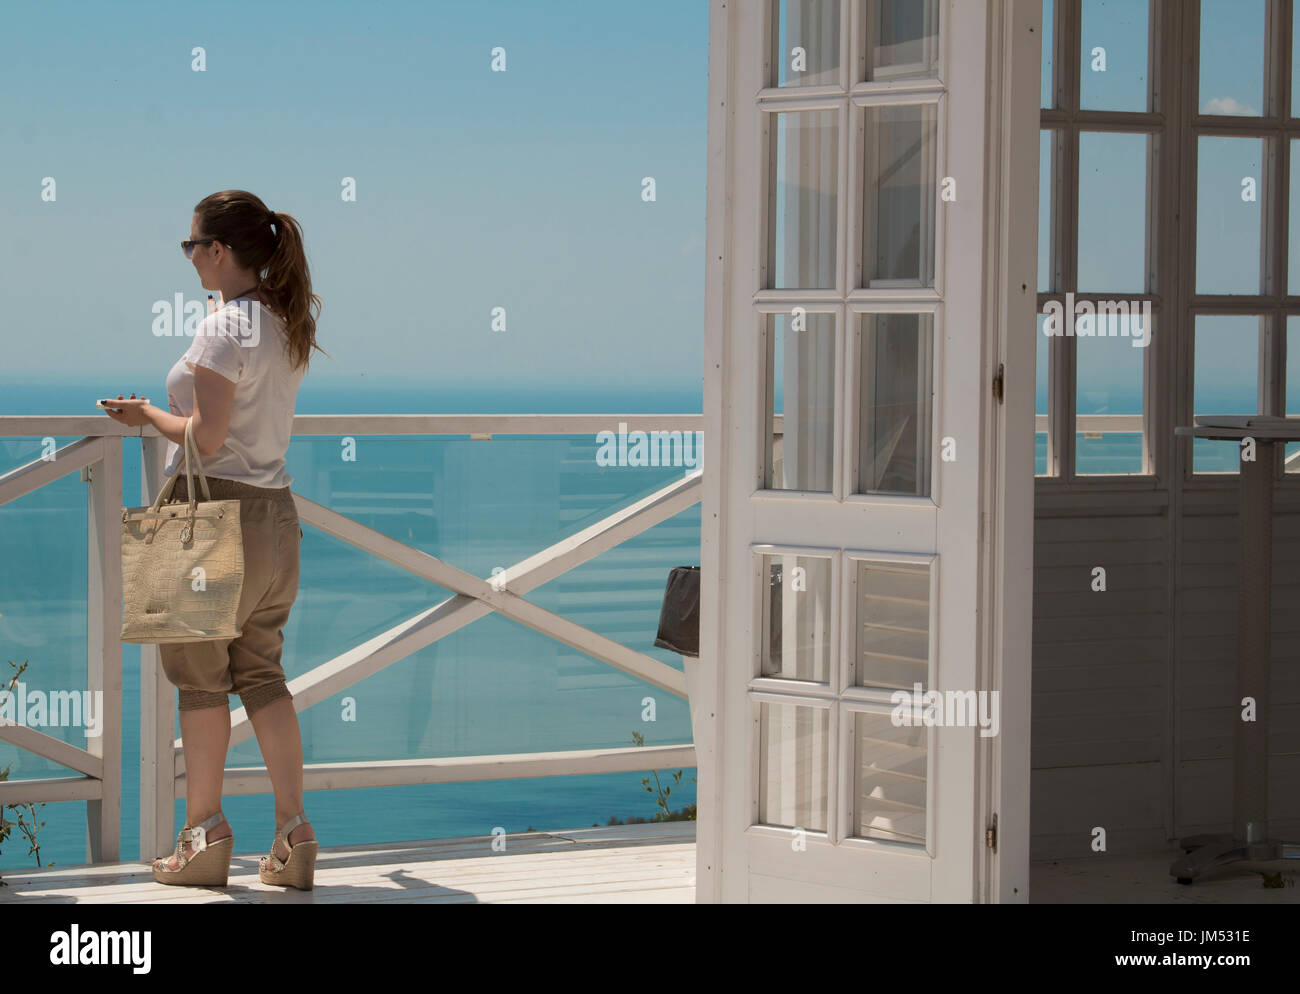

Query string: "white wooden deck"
[[9, 823, 1291, 903], [0, 822, 697, 904]]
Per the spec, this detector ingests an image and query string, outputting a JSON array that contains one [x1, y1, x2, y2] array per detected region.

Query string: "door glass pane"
[[856, 312, 932, 496], [770, 110, 839, 289], [1041, 0, 1054, 109], [1290, 140, 1300, 293], [760, 552, 833, 683], [861, 104, 937, 287], [1288, 316, 1300, 471], [1039, 130, 1054, 292], [1077, 131, 1148, 293], [1197, 137, 1264, 294], [1294, 9, 1300, 118], [758, 702, 829, 831], [1193, 314, 1261, 473], [774, 0, 841, 88], [853, 711, 926, 845], [1199, 0, 1265, 116], [854, 559, 930, 689], [1037, 313, 1050, 476], [766, 312, 835, 491], [863, 0, 939, 81], [1075, 308, 1148, 475], [1079, 0, 1149, 112]]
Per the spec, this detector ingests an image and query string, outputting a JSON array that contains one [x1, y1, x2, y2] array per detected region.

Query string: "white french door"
[[700, 0, 1037, 902]]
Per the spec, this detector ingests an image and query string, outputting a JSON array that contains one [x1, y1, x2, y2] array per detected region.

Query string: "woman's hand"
[[101, 393, 154, 427]]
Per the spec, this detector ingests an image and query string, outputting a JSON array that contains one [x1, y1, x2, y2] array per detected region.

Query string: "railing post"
[[85, 436, 121, 862], [138, 434, 176, 859]]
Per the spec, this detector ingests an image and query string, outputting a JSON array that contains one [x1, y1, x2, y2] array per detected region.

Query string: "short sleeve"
[[184, 309, 246, 383]]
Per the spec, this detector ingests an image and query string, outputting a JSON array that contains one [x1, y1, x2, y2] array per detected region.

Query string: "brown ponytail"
[[193, 190, 328, 372]]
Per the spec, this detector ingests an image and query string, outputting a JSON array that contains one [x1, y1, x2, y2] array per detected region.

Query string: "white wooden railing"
[[1035, 414, 1300, 466], [0, 428, 121, 862], [1034, 414, 1144, 435], [0, 414, 705, 862]]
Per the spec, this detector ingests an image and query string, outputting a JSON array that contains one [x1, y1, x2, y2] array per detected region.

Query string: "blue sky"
[[0, 0, 709, 392], [2, 0, 1286, 419]]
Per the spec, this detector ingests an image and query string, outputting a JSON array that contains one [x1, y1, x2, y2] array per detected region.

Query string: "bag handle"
[[149, 418, 213, 513], [184, 418, 213, 503]]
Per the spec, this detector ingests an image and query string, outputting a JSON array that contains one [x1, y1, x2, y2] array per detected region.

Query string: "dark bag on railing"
[[654, 566, 700, 657]]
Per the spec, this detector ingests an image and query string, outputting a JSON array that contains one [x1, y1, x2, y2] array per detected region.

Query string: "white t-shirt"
[[163, 298, 306, 488]]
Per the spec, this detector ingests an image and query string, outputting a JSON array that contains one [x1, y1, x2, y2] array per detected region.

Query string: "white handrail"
[[0, 413, 707, 438], [1034, 414, 1144, 433], [1033, 415, 1300, 469]]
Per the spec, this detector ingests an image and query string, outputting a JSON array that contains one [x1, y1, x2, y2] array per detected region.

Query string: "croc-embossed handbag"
[[120, 418, 245, 643]]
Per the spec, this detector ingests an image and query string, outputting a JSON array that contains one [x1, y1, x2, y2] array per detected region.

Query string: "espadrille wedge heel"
[[152, 811, 233, 887], [259, 811, 317, 890]]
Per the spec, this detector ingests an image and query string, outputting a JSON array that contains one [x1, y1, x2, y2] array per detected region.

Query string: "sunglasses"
[[181, 237, 219, 260]]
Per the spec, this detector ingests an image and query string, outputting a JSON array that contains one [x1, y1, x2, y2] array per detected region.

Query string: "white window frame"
[[1038, 0, 1300, 488]]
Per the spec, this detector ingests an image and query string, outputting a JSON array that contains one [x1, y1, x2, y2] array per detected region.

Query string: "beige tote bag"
[[120, 418, 245, 643]]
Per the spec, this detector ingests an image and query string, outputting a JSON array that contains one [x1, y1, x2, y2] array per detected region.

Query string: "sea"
[[0, 378, 703, 870]]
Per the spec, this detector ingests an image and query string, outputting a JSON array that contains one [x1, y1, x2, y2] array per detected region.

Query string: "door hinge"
[[992, 363, 1005, 404], [985, 813, 998, 852], [80, 466, 93, 483]]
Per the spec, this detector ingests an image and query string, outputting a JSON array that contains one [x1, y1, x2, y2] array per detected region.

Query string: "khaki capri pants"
[[158, 476, 301, 716]]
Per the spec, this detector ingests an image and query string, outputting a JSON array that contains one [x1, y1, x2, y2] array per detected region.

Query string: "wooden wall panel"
[[1031, 496, 1300, 858]]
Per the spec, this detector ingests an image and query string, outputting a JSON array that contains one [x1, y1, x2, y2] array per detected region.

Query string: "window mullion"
[[1274, 0, 1293, 448], [1180, 0, 1201, 483], [1061, 0, 1082, 482], [1149, 0, 1170, 478], [1265, 1, 1290, 453], [1148, 0, 1180, 482]]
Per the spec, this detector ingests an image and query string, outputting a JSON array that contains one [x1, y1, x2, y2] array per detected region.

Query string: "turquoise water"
[[1035, 432, 1285, 475], [1035, 380, 1293, 474], [0, 379, 702, 869]]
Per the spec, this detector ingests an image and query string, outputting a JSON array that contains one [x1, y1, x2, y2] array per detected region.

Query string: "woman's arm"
[[184, 366, 236, 456], [102, 366, 236, 456]]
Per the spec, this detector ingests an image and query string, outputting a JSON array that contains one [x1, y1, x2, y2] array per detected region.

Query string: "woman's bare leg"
[[154, 704, 232, 869], [249, 697, 315, 861]]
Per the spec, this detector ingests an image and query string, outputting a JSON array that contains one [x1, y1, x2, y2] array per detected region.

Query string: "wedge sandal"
[[152, 810, 233, 887], [259, 811, 318, 890]]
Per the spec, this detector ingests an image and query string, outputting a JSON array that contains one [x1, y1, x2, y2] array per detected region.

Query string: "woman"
[[104, 190, 325, 889]]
